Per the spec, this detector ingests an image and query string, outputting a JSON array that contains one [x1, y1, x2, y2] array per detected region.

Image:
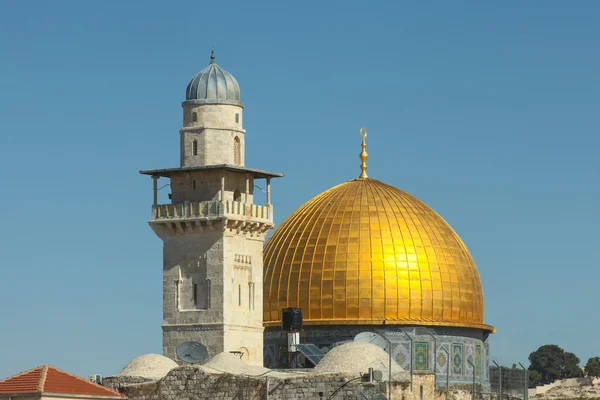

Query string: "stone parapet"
[[112, 366, 469, 400], [152, 200, 271, 222]]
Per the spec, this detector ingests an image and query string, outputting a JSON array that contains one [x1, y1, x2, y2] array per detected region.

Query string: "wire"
[[327, 376, 363, 400], [158, 184, 170, 191]]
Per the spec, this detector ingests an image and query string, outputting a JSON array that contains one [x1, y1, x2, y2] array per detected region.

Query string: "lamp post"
[[492, 360, 502, 400], [518, 362, 527, 400], [427, 329, 437, 389], [467, 359, 476, 399], [403, 332, 413, 392], [440, 346, 449, 400]]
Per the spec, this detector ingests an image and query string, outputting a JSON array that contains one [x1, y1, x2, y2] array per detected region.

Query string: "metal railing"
[[488, 362, 529, 400]]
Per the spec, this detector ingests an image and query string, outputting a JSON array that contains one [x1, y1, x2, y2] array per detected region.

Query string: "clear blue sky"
[[0, 1, 598, 379]]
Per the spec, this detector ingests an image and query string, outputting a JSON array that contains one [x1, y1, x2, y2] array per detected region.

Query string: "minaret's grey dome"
[[184, 50, 242, 107]]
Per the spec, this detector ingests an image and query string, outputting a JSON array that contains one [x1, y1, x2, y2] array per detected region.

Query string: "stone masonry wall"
[[108, 367, 473, 400]]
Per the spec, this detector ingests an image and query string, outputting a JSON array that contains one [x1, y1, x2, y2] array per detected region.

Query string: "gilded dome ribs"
[[306, 185, 342, 320], [365, 182, 390, 320], [278, 193, 324, 313], [380, 183, 420, 321], [359, 182, 373, 321], [331, 184, 350, 320]]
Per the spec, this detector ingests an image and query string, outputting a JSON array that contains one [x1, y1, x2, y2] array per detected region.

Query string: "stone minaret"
[[141, 51, 282, 366]]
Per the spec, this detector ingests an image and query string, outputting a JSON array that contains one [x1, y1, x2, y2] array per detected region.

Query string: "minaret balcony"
[[151, 200, 272, 223]]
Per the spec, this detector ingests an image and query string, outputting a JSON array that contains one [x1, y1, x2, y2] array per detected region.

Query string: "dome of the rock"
[[263, 178, 493, 332]]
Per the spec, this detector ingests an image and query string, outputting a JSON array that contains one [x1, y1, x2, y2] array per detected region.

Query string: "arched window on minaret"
[[233, 190, 241, 202], [238, 285, 242, 306], [248, 282, 251, 310], [192, 140, 198, 156], [233, 136, 241, 165]]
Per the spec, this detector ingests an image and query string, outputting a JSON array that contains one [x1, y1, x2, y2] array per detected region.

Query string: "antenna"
[[176, 341, 209, 364], [354, 332, 389, 352]]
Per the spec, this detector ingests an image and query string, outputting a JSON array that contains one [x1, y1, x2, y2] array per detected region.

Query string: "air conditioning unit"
[[89, 374, 103, 385]]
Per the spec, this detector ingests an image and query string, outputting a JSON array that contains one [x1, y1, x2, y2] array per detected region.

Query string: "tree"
[[528, 370, 542, 388], [563, 352, 583, 378], [528, 344, 582, 384], [584, 357, 600, 378]]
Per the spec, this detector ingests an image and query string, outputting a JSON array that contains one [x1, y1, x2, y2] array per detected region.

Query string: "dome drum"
[[263, 325, 492, 391], [183, 98, 243, 107]]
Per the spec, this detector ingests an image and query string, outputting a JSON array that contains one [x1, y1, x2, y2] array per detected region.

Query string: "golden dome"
[[263, 178, 494, 331]]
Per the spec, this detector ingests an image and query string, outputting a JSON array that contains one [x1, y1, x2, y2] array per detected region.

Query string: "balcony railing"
[[152, 200, 271, 221]]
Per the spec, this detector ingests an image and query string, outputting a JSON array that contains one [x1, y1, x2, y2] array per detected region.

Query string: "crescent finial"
[[359, 127, 368, 179]]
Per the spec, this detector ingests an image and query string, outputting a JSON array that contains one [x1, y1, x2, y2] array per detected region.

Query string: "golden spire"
[[359, 127, 368, 179]]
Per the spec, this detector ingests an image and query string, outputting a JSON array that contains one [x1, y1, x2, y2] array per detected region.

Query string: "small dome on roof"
[[185, 49, 242, 106], [311, 342, 409, 382], [117, 354, 178, 380]]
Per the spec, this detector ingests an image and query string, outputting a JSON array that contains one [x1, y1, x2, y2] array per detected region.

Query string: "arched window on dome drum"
[[233, 136, 241, 165], [192, 140, 198, 156]]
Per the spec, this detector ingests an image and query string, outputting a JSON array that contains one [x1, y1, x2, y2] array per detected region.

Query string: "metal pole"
[[427, 329, 437, 389], [266, 376, 270, 400], [245, 173, 250, 202], [493, 360, 502, 400], [403, 332, 413, 392], [389, 340, 392, 400], [441, 346, 449, 400], [467, 359, 475, 399], [507, 366, 511, 398], [376, 331, 393, 400], [220, 172, 225, 201], [519, 362, 527, 400], [152, 175, 158, 206]]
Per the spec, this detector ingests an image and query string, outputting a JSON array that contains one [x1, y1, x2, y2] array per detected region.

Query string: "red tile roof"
[[0, 365, 123, 397]]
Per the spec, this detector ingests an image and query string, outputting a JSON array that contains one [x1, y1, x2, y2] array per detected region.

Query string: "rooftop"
[[140, 164, 283, 179], [0, 365, 123, 398]]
